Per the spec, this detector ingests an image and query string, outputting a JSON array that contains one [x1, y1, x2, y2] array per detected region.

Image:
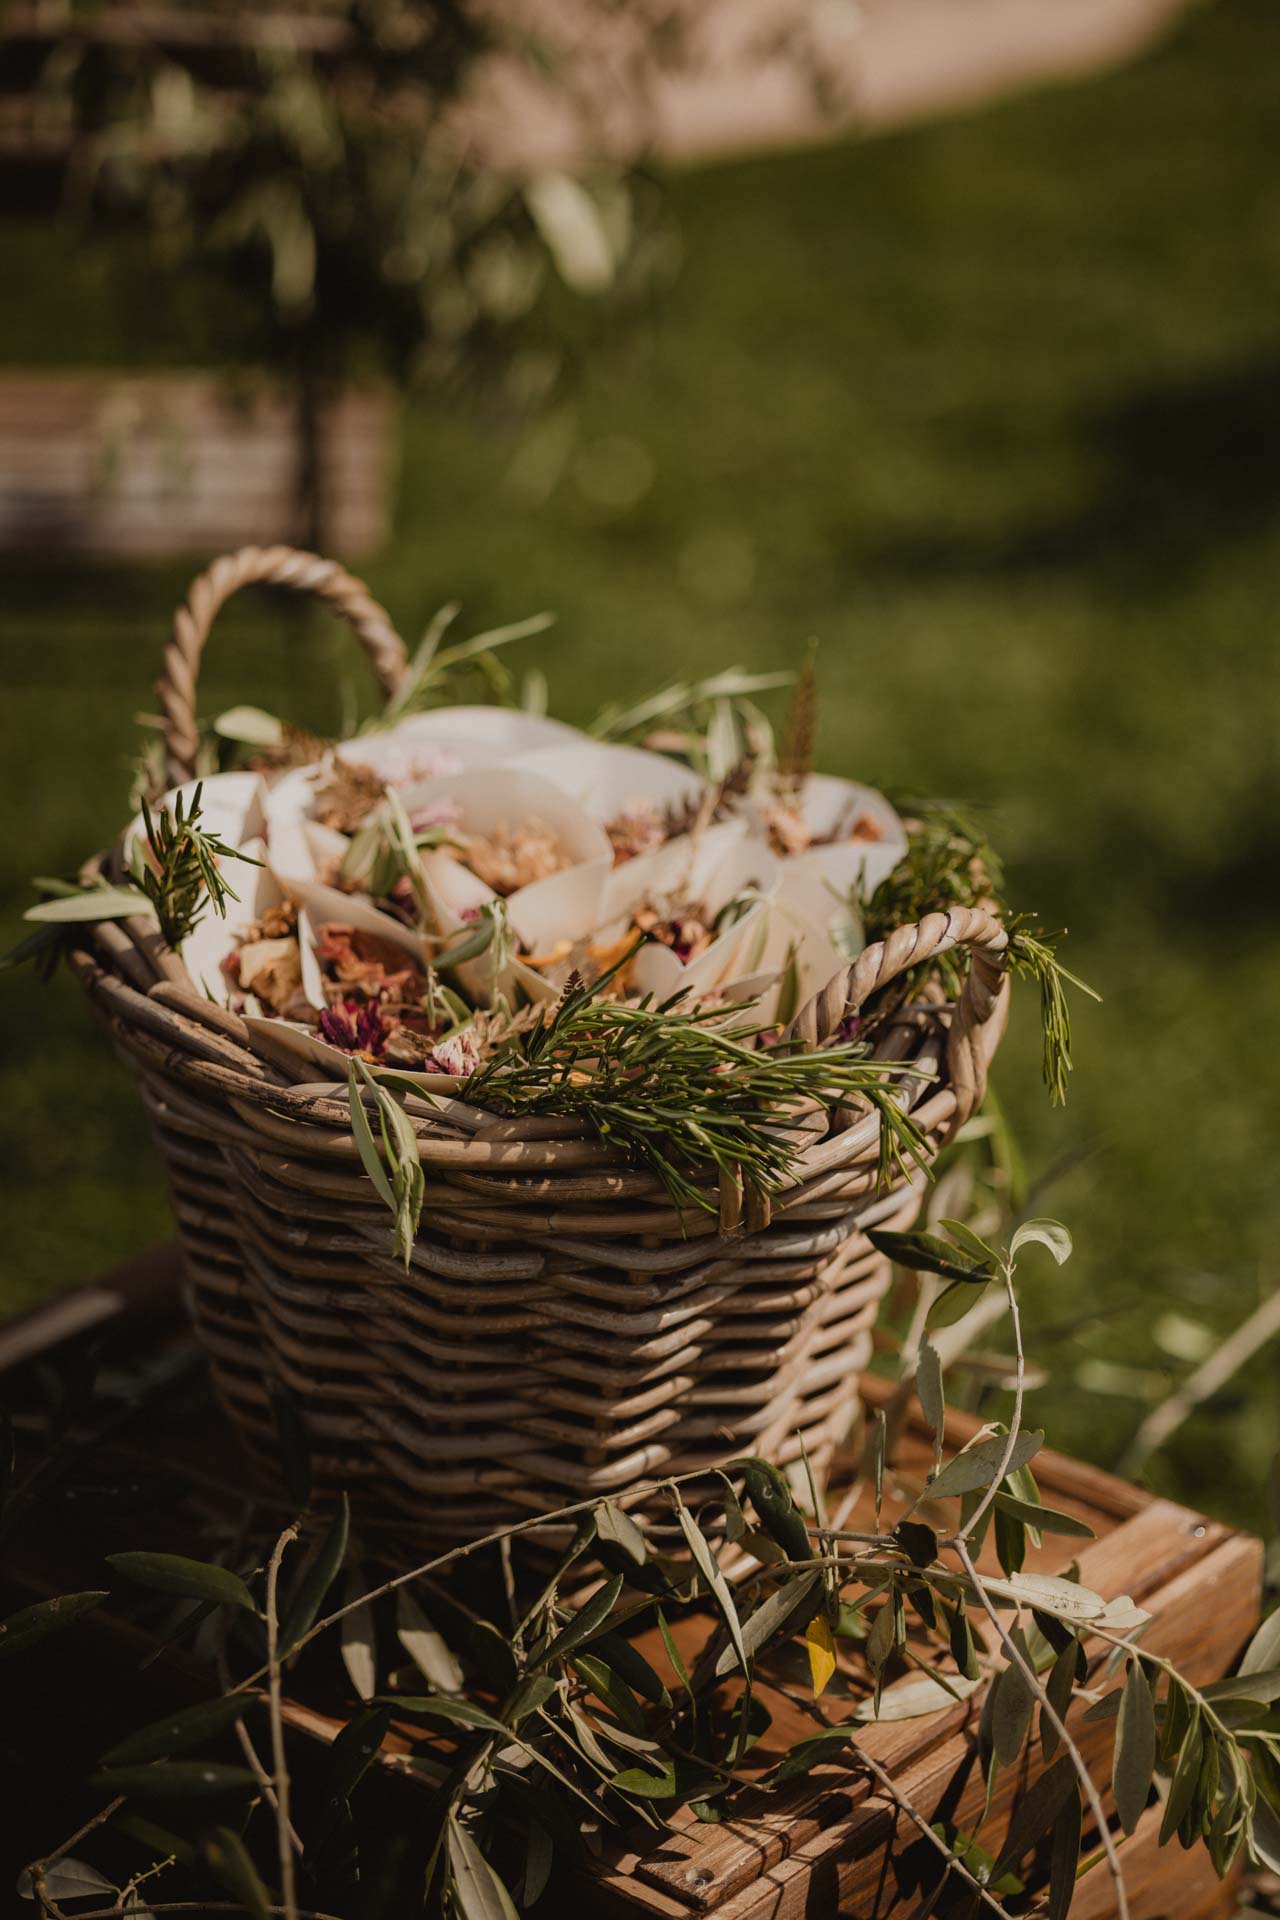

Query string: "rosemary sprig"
[[1004, 921, 1100, 1108], [862, 801, 1099, 1106], [130, 784, 262, 950], [465, 976, 931, 1214]]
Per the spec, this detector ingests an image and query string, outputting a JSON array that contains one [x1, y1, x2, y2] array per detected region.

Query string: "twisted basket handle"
[[785, 904, 1010, 1130], [158, 545, 409, 788]]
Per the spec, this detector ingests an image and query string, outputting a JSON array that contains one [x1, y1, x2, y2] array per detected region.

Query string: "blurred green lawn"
[[1, 0, 1276, 1527]]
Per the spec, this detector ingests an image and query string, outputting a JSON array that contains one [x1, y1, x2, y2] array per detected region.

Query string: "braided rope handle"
[[157, 545, 409, 788], [785, 904, 1010, 1130]]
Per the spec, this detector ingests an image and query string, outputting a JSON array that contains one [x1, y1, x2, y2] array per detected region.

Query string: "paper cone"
[[178, 836, 287, 1006], [290, 885, 430, 1013], [782, 775, 907, 902], [396, 767, 613, 955], [622, 831, 781, 1005]]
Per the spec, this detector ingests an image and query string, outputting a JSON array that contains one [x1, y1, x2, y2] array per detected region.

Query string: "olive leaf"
[[992, 1752, 1078, 1878], [854, 1671, 983, 1722], [1240, 1606, 1280, 1677], [1159, 1709, 1204, 1845], [994, 1492, 1095, 1539], [340, 1572, 377, 1703], [89, 1761, 258, 1799], [714, 1572, 820, 1679], [1114, 1657, 1157, 1835], [204, 1826, 271, 1920], [917, 1339, 945, 1469], [676, 1503, 747, 1676], [539, 1573, 624, 1668], [992, 1628, 1037, 1768], [609, 1760, 679, 1799], [279, 1496, 349, 1655], [324, 1704, 394, 1807], [938, 1218, 1003, 1270], [100, 1695, 254, 1768], [572, 1653, 646, 1734], [594, 1502, 648, 1567], [1010, 1218, 1073, 1266], [107, 1552, 257, 1614], [866, 1228, 991, 1283], [16, 1859, 116, 1902], [0, 1590, 108, 1658], [397, 1589, 463, 1693], [1042, 1639, 1079, 1762], [448, 1815, 520, 1920], [388, 1695, 508, 1735], [1048, 1785, 1083, 1920], [725, 1457, 812, 1562], [805, 1612, 838, 1698], [924, 1428, 1045, 1502], [520, 1815, 555, 1908]]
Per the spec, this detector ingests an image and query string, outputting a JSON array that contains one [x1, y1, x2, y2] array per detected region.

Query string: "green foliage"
[[862, 801, 1098, 1105], [42, 4, 660, 400], [10, 1217, 1275, 1917]]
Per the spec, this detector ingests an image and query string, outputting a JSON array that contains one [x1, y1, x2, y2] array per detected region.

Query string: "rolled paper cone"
[[178, 836, 286, 1006], [267, 818, 351, 891], [776, 860, 867, 965], [261, 766, 336, 887], [396, 767, 613, 954], [291, 886, 431, 1013], [369, 705, 584, 759], [785, 774, 907, 900], [735, 898, 849, 1027], [418, 856, 558, 1010], [624, 833, 781, 1004], [333, 730, 474, 785], [512, 738, 709, 903], [599, 816, 749, 927]]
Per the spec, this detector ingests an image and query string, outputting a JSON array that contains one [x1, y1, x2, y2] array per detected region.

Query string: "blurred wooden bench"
[[0, 370, 394, 559]]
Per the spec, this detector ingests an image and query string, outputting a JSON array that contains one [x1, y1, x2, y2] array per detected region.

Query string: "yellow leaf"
[[805, 1613, 837, 1698]]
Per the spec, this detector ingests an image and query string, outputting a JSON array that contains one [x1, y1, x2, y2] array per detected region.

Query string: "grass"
[[1, 0, 1277, 1527]]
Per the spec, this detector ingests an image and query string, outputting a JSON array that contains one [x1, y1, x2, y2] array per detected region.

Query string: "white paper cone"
[[512, 739, 709, 904], [368, 706, 584, 765], [622, 832, 781, 1004], [416, 859, 558, 1009], [784, 775, 907, 901], [396, 768, 612, 955], [290, 885, 431, 1012]]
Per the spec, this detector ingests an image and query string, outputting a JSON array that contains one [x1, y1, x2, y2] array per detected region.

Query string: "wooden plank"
[[590, 1532, 1260, 1919], [0, 1239, 183, 1375], [601, 1499, 1234, 1913], [0, 369, 395, 558]]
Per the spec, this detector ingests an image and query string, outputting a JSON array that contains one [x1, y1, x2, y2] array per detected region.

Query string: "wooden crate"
[[0, 1248, 1261, 1919], [0, 370, 394, 559]]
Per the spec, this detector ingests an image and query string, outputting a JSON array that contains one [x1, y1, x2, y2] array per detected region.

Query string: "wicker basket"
[[68, 547, 1009, 1541]]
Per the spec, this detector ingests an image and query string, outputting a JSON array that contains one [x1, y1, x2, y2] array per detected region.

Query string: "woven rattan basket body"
[[69, 549, 1009, 1542]]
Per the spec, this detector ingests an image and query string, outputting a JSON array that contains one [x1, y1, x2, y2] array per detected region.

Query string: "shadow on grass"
[[863, 348, 1280, 589]]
